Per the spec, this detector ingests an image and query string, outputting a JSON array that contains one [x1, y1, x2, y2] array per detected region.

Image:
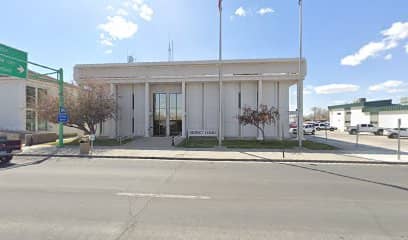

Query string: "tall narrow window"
[[238, 92, 241, 109]]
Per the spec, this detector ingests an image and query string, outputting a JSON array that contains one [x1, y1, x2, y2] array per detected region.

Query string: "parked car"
[[384, 128, 408, 138], [315, 123, 337, 131], [320, 125, 337, 131], [289, 124, 315, 135], [347, 124, 384, 135], [0, 136, 22, 164]]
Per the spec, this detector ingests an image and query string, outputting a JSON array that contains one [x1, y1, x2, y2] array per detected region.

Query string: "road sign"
[[0, 43, 28, 79], [59, 106, 67, 114], [58, 112, 69, 123]]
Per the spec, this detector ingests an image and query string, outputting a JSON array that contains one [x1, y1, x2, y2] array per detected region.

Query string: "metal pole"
[[356, 125, 359, 147], [58, 68, 64, 147], [398, 119, 401, 160], [218, 3, 223, 146], [297, 0, 304, 148]]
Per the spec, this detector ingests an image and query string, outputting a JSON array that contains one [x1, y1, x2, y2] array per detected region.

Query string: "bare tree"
[[237, 104, 280, 141], [38, 84, 115, 135], [306, 107, 328, 121]]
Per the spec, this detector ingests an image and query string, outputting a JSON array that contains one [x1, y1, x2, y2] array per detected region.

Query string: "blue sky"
[[1, 0, 407, 113]]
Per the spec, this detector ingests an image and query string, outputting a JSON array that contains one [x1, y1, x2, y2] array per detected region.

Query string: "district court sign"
[[0, 43, 28, 79]]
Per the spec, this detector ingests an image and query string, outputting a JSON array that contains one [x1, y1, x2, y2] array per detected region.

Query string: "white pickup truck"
[[347, 124, 384, 136]]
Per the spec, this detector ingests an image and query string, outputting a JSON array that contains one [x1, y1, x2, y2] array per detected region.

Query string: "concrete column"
[[166, 93, 170, 137], [257, 79, 263, 140], [181, 81, 186, 137], [144, 82, 150, 137], [110, 83, 118, 138]]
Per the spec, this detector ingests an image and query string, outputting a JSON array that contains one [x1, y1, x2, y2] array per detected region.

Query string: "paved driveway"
[[311, 130, 408, 152]]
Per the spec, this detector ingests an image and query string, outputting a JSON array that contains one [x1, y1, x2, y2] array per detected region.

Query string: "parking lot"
[[308, 130, 408, 153]]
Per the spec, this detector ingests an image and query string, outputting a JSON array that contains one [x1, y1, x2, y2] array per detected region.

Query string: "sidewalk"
[[15, 144, 408, 164]]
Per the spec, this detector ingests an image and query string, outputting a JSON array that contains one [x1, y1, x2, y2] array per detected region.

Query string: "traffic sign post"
[[57, 69, 65, 147], [1, 43, 65, 147], [0, 43, 28, 79]]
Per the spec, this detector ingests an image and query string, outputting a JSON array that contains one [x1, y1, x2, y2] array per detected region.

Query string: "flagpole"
[[218, 0, 223, 146], [297, 0, 304, 148]]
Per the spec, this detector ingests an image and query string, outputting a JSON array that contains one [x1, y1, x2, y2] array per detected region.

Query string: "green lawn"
[[178, 137, 337, 150]]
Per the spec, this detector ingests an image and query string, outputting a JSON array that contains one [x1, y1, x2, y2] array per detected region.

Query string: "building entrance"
[[153, 93, 182, 136]]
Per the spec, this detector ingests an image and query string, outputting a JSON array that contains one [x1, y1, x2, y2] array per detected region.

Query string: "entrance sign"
[[188, 130, 217, 137], [0, 43, 28, 79]]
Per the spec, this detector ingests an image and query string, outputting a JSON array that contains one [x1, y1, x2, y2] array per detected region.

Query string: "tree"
[[305, 107, 328, 121], [237, 104, 280, 141], [38, 84, 115, 135]]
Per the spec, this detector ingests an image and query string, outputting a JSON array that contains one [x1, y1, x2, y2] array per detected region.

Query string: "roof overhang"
[[74, 58, 307, 84]]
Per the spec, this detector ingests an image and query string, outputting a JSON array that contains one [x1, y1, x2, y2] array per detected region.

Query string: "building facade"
[[329, 98, 408, 130], [74, 59, 306, 139], [0, 71, 79, 134]]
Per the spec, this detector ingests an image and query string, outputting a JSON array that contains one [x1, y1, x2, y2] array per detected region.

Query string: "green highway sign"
[[0, 43, 28, 79]]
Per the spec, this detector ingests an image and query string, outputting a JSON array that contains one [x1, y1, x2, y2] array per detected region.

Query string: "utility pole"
[[218, 0, 223, 146], [58, 68, 64, 147], [297, 0, 304, 148]]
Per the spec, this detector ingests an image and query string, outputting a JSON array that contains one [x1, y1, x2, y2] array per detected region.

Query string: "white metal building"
[[329, 98, 408, 130], [74, 58, 306, 139], [0, 71, 79, 134]]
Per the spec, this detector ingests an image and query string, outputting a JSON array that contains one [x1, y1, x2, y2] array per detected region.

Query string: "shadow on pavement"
[[0, 155, 54, 172], [281, 162, 408, 192]]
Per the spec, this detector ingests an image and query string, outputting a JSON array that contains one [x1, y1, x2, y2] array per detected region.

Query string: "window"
[[337, 113, 341, 115], [26, 110, 36, 131], [26, 86, 36, 109], [238, 92, 241, 109]]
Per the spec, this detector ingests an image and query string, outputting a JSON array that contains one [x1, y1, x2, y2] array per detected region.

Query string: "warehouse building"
[[74, 58, 306, 139], [328, 98, 408, 131]]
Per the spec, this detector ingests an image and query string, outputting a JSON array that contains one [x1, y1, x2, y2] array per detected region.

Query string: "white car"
[[289, 124, 315, 135], [384, 128, 408, 138]]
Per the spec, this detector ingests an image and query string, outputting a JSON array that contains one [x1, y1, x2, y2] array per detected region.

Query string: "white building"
[[74, 58, 306, 139], [329, 98, 408, 131], [0, 71, 78, 134]]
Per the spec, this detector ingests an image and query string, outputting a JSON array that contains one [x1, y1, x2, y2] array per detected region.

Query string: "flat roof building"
[[328, 98, 408, 130], [0, 71, 79, 134], [74, 58, 306, 139]]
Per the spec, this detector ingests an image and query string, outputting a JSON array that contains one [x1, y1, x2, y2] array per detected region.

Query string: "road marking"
[[116, 192, 211, 200]]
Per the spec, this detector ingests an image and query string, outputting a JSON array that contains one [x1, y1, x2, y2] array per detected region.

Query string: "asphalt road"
[[1, 157, 408, 240]]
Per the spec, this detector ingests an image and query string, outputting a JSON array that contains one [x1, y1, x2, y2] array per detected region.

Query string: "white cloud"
[[100, 38, 113, 46], [104, 49, 113, 54], [98, 15, 138, 40], [127, 0, 154, 21], [106, 5, 114, 11], [314, 84, 360, 94], [303, 85, 314, 95], [341, 21, 408, 66], [139, 4, 154, 21], [405, 43, 408, 53], [257, 8, 274, 16], [384, 54, 392, 60], [116, 8, 129, 16], [369, 80, 405, 93], [235, 7, 246, 17]]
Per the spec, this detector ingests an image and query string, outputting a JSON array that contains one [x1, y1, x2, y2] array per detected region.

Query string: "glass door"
[[153, 93, 167, 136], [169, 93, 182, 136]]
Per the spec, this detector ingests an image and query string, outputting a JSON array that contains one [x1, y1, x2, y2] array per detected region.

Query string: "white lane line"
[[116, 192, 211, 200]]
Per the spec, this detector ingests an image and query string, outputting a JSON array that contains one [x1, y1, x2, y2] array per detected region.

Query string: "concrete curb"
[[14, 153, 408, 165]]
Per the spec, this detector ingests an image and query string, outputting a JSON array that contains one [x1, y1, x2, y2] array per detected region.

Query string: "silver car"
[[384, 128, 408, 138]]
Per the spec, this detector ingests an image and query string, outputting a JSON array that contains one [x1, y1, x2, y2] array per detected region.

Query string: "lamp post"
[[297, 0, 304, 148]]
